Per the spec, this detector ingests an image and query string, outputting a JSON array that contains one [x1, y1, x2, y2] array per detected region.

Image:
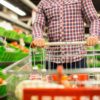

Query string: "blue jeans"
[[46, 58, 87, 69]]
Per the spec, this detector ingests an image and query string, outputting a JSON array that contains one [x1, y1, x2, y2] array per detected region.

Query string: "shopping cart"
[[4, 41, 100, 100]]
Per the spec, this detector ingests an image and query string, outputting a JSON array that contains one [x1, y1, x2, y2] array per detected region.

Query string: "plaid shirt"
[[32, 0, 99, 63]]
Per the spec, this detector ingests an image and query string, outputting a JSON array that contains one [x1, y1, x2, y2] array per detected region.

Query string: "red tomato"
[[0, 78, 3, 84], [11, 42, 18, 46]]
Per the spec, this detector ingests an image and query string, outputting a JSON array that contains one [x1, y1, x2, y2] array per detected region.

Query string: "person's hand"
[[86, 36, 98, 46], [31, 38, 45, 48]]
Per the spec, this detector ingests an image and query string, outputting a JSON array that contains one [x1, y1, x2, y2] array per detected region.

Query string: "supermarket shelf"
[[0, 36, 30, 46], [5, 37, 30, 45], [0, 12, 32, 31]]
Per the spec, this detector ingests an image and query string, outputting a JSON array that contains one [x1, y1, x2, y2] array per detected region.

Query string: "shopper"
[[32, 0, 99, 69]]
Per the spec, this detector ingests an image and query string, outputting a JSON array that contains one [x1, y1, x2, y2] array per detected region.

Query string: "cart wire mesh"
[[33, 41, 100, 75]]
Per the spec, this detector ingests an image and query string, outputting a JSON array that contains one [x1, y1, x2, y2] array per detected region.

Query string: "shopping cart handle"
[[45, 41, 100, 46]]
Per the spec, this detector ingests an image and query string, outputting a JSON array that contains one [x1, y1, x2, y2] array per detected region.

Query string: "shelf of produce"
[[5, 37, 30, 46]]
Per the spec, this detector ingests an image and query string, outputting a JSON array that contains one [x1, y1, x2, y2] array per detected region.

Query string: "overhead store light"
[[0, 0, 26, 16]]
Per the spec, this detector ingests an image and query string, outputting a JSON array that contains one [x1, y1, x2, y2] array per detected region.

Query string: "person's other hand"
[[86, 36, 98, 46], [31, 38, 45, 48]]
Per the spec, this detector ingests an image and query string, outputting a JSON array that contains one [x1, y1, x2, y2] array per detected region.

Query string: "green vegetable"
[[0, 46, 5, 52], [0, 84, 7, 96]]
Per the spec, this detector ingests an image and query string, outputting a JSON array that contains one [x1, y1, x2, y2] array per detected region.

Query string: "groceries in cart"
[[12, 64, 99, 100]]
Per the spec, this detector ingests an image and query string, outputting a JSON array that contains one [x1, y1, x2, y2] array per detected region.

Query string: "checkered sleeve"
[[81, 0, 99, 36], [32, 1, 46, 38]]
